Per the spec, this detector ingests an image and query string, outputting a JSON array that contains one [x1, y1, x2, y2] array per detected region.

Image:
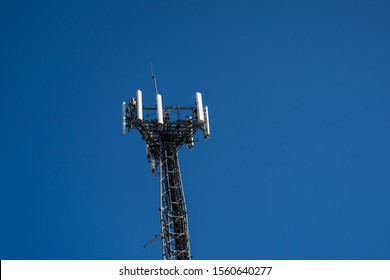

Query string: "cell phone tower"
[[122, 77, 210, 260]]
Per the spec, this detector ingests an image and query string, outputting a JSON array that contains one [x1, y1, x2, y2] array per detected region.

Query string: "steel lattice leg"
[[159, 143, 191, 260]]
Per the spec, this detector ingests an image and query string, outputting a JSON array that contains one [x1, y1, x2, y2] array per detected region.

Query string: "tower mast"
[[122, 82, 210, 260]]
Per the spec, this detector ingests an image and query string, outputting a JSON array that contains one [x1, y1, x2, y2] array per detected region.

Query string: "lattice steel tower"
[[122, 80, 210, 260]]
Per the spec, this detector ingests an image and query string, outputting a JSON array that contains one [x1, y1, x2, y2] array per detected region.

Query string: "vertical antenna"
[[150, 62, 158, 95]]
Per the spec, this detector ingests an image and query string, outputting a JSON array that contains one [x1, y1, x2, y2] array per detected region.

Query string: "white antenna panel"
[[188, 127, 194, 149], [204, 106, 210, 138], [122, 101, 127, 135], [136, 90, 143, 121], [195, 92, 204, 123], [156, 93, 163, 125]]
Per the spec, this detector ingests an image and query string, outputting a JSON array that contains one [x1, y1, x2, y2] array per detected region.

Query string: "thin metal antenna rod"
[[143, 234, 162, 248], [150, 63, 158, 95]]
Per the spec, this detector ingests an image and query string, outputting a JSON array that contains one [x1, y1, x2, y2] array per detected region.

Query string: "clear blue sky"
[[1, 0, 389, 260]]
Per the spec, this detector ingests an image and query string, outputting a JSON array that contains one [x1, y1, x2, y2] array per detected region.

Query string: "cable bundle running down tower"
[[122, 84, 210, 260]]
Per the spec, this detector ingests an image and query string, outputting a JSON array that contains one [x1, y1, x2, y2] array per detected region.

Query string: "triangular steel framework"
[[123, 90, 209, 260]]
